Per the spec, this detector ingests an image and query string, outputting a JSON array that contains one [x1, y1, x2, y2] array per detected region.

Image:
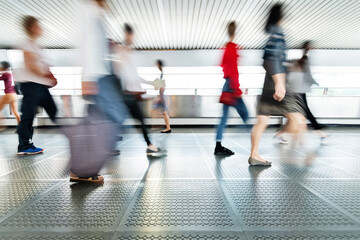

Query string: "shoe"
[[273, 135, 288, 144], [17, 146, 44, 155], [214, 146, 234, 156], [109, 149, 120, 155], [160, 129, 171, 133], [248, 157, 272, 166], [320, 133, 331, 145], [146, 147, 165, 157]]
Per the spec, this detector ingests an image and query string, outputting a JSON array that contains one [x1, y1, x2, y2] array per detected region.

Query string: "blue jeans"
[[95, 75, 129, 149], [95, 74, 127, 125], [216, 79, 249, 141]]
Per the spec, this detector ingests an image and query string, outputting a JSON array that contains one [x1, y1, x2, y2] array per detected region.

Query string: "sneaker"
[[17, 146, 44, 155], [214, 146, 234, 156], [273, 135, 288, 144]]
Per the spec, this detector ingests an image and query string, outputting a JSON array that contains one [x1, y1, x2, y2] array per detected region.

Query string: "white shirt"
[[13, 39, 53, 86], [79, 0, 110, 82], [117, 48, 146, 92]]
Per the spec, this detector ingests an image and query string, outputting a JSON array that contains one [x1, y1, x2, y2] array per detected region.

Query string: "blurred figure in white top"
[[115, 23, 164, 156]]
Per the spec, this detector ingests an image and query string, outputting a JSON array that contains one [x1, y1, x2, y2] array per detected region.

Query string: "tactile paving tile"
[[0, 232, 111, 240], [260, 147, 306, 159], [101, 158, 149, 179], [301, 180, 360, 220], [122, 180, 236, 229], [143, 157, 214, 179], [114, 232, 246, 239], [0, 160, 31, 177], [0, 181, 56, 219], [206, 155, 285, 179], [1, 157, 70, 180], [161, 147, 205, 159], [273, 161, 359, 179], [224, 180, 356, 229], [320, 158, 360, 176], [0, 147, 68, 161], [1, 181, 138, 230], [249, 231, 360, 240]]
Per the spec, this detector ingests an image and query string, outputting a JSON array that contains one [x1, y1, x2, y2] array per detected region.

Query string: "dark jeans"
[[299, 93, 324, 130], [123, 94, 151, 146], [17, 82, 57, 151]]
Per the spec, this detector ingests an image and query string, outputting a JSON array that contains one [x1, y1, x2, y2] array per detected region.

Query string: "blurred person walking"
[[15, 16, 57, 155], [151, 59, 171, 133], [116, 24, 163, 156], [297, 41, 328, 139], [215, 21, 248, 156], [249, 4, 307, 166], [66, 0, 126, 183], [274, 41, 327, 143], [0, 61, 20, 128]]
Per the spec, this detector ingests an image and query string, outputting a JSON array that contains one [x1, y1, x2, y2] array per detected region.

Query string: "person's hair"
[[0, 61, 10, 70], [227, 21, 236, 37], [265, 4, 283, 33], [22, 15, 39, 35], [156, 59, 164, 67], [302, 40, 312, 50], [124, 23, 133, 34], [298, 40, 312, 69]]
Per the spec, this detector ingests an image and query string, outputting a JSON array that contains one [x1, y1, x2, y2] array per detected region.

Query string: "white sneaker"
[[273, 135, 288, 144]]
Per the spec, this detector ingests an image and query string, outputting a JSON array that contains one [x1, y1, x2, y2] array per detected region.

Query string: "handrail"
[[1, 87, 360, 96]]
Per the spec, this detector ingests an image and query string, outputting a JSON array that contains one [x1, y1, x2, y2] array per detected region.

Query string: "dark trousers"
[[123, 94, 151, 146], [17, 82, 57, 151], [299, 93, 323, 130]]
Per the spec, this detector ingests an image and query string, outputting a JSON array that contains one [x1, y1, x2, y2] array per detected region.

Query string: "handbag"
[[220, 91, 236, 106]]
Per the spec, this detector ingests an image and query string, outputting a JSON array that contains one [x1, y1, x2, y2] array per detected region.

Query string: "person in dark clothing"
[[116, 23, 163, 156], [15, 16, 57, 155]]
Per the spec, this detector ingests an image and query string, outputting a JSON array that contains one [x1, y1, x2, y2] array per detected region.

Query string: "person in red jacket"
[[215, 21, 248, 155]]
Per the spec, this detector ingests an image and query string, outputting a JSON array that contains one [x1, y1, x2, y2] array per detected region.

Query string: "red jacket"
[[221, 42, 242, 96]]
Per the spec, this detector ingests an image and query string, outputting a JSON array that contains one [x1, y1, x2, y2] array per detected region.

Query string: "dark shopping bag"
[[62, 107, 116, 178]]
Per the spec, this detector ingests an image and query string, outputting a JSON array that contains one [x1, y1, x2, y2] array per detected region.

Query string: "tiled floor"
[[0, 127, 360, 239]]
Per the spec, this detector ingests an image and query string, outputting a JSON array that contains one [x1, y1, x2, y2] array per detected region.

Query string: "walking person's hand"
[[273, 84, 286, 101], [82, 81, 98, 96], [272, 73, 286, 101]]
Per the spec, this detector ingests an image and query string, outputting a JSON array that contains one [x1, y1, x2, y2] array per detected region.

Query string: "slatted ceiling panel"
[[0, 0, 359, 49]]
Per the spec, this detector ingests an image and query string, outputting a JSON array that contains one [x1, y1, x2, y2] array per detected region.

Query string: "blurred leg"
[[301, 93, 323, 130], [250, 115, 269, 161], [234, 98, 249, 123], [163, 111, 171, 131], [10, 101, 21, 124], [0, 95, 8, 130], [285, 112, 307, 145], [17, 84, 38, 151], [40, 88, 57, 122], [125, 97, 151, 146], [215, 104, 230, 142]]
